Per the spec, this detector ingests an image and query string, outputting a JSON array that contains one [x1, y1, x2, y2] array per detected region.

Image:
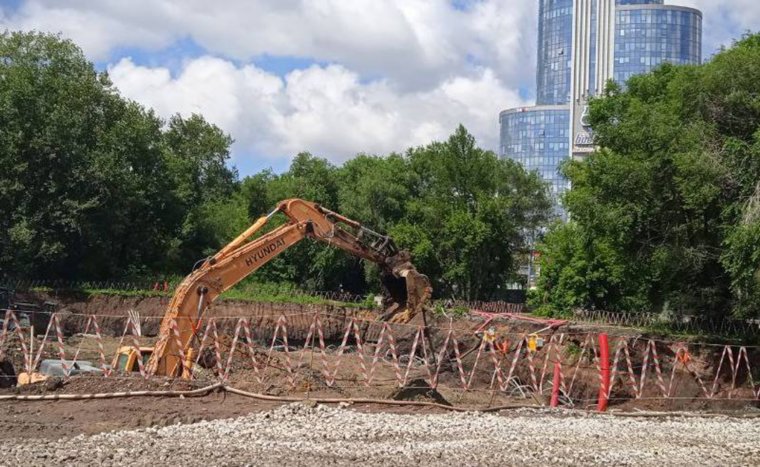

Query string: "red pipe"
[[550, 361, 561, 408], [598, 333, 610, 412]]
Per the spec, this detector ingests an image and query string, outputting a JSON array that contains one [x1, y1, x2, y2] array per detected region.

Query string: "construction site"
[[0, 199, 758, 465], [1, 290, 760, 464], [2, 0, 760, 459]]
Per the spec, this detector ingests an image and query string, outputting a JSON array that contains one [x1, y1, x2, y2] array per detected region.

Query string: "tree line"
[[0, 32, 551, 301], [9, 30, 756, 318]]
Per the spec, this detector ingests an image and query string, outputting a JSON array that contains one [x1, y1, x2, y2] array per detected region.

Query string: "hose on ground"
[[0, 383, 531, 412], [0, 383, 224, 401], [222, 385, 537, 412], [1, 385, 758, 418]]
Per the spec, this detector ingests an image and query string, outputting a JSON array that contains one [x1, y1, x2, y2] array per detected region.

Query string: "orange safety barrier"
[[2, 309, 759, 406]]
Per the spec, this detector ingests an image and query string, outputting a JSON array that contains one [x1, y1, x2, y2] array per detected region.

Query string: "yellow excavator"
[[115, 198, 432, 377]]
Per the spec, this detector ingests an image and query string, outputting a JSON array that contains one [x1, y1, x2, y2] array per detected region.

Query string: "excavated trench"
[[2, 292, 759, 413]]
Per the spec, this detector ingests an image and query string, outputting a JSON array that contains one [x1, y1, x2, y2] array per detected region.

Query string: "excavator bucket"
[[378, 251, 432, 324]]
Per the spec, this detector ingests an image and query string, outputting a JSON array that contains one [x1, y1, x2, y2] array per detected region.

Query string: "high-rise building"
[[499, 0, 702, 216], [536, 0, 574, 105], [613, 3, 702, 85], [500, 107, 571, 212]]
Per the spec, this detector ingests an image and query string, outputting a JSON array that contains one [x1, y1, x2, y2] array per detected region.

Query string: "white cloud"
[[4, 0, 754, 172], [679, 0, 760, 57], [0, 1, 176, 59], [0, 0, 537, 91], [109, 57, 527, 165], [1, 0, 536, 170]]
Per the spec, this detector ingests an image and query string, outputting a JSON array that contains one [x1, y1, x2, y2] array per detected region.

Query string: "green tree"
[[537, 34, 760, 318], [398, 125, 551, 300], [0, 32, 177, 278], [0, 32, 238, 279], [232, 128, 551, 299], [163, 113, 238, 270], [164, 113, 237, 206], [337, 154, 412, 232]]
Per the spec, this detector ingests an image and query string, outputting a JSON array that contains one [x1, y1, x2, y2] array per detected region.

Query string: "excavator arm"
[[145, 198, 431, 376]]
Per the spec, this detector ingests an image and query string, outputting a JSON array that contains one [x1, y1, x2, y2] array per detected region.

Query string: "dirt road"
[[2, 403, 759, 466]]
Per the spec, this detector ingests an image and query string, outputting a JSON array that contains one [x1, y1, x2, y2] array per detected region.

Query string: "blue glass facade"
[[500, 0, 702, 218], [614, 5, 702, 84], [589, 1, 597, 95], [536, 0, 574, 105], [617, 0, 663, 4], [500, 106, 571, 213]]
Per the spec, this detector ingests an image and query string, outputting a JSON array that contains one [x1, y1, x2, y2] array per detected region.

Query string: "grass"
[[431, 303, 469, 318], [29, 286, 170, 299], [219, 288, 363, 307], [26, 282, 375, 309], [527, 308, 760, 344], [564, 340, 583, 358]]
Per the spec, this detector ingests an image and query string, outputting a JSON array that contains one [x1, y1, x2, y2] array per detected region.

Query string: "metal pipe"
[[550, 361, 561, 408], [598, 333, 610, 412]]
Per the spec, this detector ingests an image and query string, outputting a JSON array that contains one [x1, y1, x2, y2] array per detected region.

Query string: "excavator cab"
[[113, 346, 194, 378], [112, 346, 154, 372]]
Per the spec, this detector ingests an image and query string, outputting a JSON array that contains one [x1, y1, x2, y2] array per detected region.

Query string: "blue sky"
[[1, 0, 756, 177]]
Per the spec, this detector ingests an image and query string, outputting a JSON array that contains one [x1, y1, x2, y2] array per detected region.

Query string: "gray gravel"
[[3, 403, 759, 466]]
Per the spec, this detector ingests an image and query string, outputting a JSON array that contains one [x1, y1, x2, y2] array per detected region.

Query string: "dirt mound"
[[390, 378, 450, 406], [3, 374, 204, 395]]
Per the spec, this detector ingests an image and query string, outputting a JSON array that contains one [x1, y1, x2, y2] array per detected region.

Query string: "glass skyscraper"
[[499, 0, 702, 217], [500, 106, 570, 210], [536, 0, 574, 105], [617, 0, 663, 5], [614, 5, 702, 84]]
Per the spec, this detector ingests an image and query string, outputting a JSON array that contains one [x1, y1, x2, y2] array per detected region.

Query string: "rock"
[[44, 376, 64, 391], [389, 378, 451, 406], [5, 403, 760, 465]]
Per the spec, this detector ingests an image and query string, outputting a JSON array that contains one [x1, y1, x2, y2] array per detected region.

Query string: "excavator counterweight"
[[143, 199, 432, 377]]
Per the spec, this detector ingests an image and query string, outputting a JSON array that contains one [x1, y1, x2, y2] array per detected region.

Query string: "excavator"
[[114, 198, 432, 377]]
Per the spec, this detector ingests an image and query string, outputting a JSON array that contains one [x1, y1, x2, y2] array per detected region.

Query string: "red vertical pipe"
[[550, 361, 561, 408], [598, 333, 610, 412]]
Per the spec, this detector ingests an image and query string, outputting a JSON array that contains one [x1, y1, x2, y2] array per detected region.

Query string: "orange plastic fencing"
[[1, 308, 759, 405]]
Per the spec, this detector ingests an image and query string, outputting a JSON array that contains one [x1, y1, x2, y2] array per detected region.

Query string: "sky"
[[0, 0, 758, 176]]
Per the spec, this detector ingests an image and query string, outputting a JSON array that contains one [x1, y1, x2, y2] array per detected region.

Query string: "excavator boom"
[[145, 198, 431, 376]]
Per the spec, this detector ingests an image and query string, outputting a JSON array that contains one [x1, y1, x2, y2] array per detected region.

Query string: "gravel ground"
[[2, 403, 759, 466]]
